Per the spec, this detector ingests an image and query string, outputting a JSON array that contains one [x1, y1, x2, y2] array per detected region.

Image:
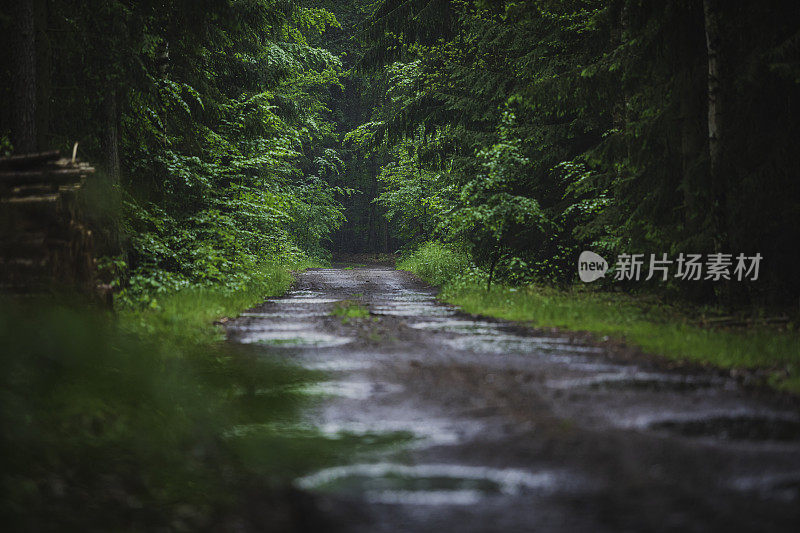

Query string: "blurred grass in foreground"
[[400, 242, 800, 394], [0, 260, 384, 531]]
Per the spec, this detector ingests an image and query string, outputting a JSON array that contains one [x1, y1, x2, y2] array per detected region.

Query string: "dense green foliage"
[[350, 0, 800, 304], [4, 0, 797, 302], [1, 0, 348, 303], [397, 241, 474, 288]]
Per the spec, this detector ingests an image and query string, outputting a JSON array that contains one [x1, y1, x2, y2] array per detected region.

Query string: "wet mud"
[[226, 267, 800, 532]]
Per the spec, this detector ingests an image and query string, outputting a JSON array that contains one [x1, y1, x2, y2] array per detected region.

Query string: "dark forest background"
[[2, 0, 799, 306]]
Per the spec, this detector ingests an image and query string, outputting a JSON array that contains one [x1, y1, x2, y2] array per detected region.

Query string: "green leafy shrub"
[[397, 242, 473, 288]]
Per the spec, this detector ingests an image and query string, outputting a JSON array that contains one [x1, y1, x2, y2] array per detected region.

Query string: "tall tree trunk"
[[703, 0, 727, 248], [157, 41, 169, 146], [487, 252, 499, 292], [34, 0, 50, 150], [703, 0, 722, 177], [680, 71, 703, 223], [368, 154, 378, 250], [11, 0, 37, 153], [416, 142, 426, 240], [103, 89, 121, 184]]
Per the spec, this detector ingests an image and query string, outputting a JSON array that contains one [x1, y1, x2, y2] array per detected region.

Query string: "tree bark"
[[703, 0, 727, 247], [103, 89, 121, 184], [487, 252, 499, 292], [680, 71, 703, 222], [368, 154, 378, 250], [11, 0, 38, 153], [703, 0, 722, 178], [34, 0, 50, 150], [157, 40, 169, 146]]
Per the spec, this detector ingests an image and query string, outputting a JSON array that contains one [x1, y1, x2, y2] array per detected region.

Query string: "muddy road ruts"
[[226, 267, 800, 532]]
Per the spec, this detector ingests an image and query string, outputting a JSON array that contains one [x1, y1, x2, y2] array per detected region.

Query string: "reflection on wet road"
[[226, 267, 800, 532]]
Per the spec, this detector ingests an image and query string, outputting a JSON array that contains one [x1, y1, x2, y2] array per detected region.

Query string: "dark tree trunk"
[[487, 252, 500, 292], [103, 89, 121, 184], [680, 71, 703, 223], [11, 0, 37, 153], [368, 154, 378, 250], [34, 0, 50, 150], [157, 41, 169, 146], [416, 141, 426, 240], [703, 0, 722, 179], [703, 0, 728, 248]]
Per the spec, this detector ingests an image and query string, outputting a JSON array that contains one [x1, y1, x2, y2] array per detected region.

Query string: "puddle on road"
[[239, 311, 327, 319], [731, 472, 800, 502], [547, 372, 723, 392], [301, 381, 404, 400], [301, 359, 375, 371], [224, 268, 800, 525], [410, 319, 501, 335], [229, 321, 311, 332], [371, 303, 456, 317], [286, 290, 326, 297], [227, 422, 416, 446], [651, 415, 800, 441], [240, 331, 353, 348], [380, 291, 437, 302], [444, 334, 603, 355], [317, 418, 472, 447], [295, 463, 558, 505], [267, 297, 341, 305]]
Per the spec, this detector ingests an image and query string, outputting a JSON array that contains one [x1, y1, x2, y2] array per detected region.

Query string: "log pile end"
[[0, 150, 98, 296]]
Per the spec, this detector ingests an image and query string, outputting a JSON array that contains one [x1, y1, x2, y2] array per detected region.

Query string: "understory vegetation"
[[349, 0, 800, 307], [2, 0, 350, 304], [361, 0, 800, 390], [1, 3, 356, 528], [3, 1, 798, 306], [1, 4, 353, 522], [400, 242, 800, 393]]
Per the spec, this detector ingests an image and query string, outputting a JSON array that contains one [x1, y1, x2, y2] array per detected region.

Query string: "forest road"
[[226, 267, 800, 533]]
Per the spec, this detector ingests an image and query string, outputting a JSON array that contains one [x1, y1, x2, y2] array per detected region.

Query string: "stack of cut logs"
[[0, 150, 96, 294]]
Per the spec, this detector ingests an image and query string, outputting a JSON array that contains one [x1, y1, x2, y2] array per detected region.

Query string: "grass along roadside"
[[399, 242, 800, 394], [116, 259, 317, 344]]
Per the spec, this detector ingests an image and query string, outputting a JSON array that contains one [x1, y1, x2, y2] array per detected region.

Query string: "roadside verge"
[[398, 243, 800, 395]]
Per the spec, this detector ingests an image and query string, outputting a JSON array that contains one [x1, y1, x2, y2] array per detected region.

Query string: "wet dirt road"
[[226, 267, 800, 532]]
